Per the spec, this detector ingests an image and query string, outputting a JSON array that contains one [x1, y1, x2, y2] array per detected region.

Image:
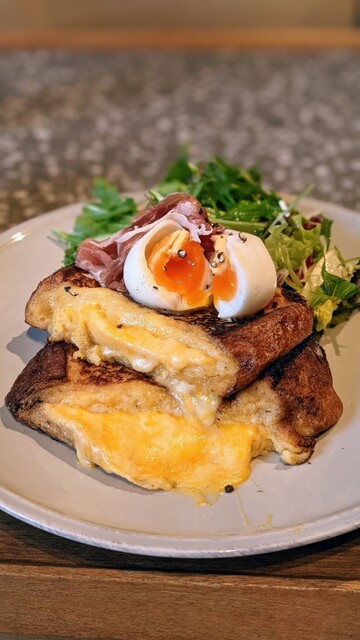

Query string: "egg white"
[[123, 219, 212, 312], [213, 231, 277, 319]]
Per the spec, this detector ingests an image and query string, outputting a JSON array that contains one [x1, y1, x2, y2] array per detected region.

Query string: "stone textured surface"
[[0, 50, 359, 232]]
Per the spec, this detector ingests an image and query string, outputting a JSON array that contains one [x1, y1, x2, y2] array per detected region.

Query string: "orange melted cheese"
[[44, 403, 268, 500]]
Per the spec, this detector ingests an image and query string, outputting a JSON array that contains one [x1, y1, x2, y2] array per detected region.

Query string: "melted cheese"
[[85, 310, 213, 373], [50, 303, 213, 373], [40, 286, 238, 426], [44, 403, 271, 500]]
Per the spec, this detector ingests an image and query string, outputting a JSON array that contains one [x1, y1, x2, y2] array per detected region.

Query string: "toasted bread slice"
[[25, 266, 314, 425], [178, 287, 314, 391], [5, 337, 342, 494], [222, 337, 343, 464]]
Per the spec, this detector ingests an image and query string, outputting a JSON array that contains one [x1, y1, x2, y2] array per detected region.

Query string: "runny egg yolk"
[[147, 230, 209, 307], [213, 261, 237, 304]]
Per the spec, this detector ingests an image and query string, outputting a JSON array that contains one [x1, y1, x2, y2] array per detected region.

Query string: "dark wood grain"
[[1, 510, 360, 639], [1, 511, 360, 579], [1, 561, 360, 639]]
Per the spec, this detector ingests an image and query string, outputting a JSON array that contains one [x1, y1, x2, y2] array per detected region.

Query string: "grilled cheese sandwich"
[[25, 265, 314, 425], [6, 338, 342, 499]]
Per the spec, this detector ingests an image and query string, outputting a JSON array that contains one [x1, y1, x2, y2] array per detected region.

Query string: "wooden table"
[[1, 508, 359, 639]]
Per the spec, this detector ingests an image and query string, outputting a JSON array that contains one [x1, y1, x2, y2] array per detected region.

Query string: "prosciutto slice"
[[76, 193, 216, 292]]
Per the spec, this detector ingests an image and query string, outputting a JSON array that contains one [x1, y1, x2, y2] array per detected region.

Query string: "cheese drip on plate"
[[44, 403, 272, 502]]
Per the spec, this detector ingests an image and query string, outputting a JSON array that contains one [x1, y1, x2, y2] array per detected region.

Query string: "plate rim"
[[1, 483, 359, 558], [1, 197, 359, 558]]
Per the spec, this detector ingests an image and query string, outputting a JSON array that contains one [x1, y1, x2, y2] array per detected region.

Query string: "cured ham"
[[76, 193, 216, 292]]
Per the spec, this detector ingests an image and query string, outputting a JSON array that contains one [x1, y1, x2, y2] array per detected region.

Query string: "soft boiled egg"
[[211, 230, 277, 318], [123, 219, 212, 312]]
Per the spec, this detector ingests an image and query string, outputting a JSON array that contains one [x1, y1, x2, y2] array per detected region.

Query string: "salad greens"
[[152, 148, 283, 236], [52, 179, 137, 266], [53, 150, 359, 331], [301, 249, 359, 330]]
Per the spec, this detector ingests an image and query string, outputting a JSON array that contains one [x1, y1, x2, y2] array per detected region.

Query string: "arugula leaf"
[[162, 146, 195, 184], [53, 179, 137, 266], [155, 150, 283, 236]]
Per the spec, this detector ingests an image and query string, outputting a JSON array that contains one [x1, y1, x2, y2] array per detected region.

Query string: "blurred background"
[[0, 1, 359, 232], [0, 0, 359, 30]]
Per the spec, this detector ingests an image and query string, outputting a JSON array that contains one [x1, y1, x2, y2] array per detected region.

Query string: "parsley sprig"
[[52, 179, 136, 266]]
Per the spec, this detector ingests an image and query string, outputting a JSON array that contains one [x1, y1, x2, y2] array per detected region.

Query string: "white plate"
[[0, 197, 359, 558]]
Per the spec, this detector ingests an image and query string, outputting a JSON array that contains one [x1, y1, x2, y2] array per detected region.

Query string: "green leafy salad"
[[53, 150, 359, 332]]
